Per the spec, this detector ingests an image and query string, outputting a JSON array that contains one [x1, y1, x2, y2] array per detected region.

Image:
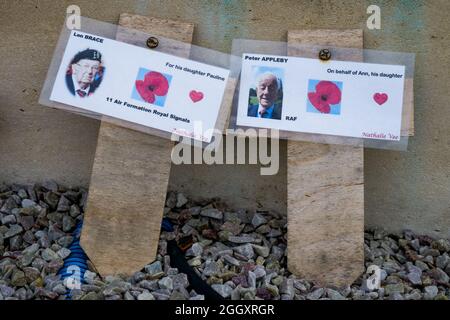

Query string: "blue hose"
[[161, 217, 174, 232], [57, 221, 88, 299], [58, 218, 175, 299]]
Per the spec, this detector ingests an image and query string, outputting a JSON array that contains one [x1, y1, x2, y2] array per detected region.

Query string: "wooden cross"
[[80, 14, 236, 276], [287, 29, 414, 287], [80, 14, 195, 276]]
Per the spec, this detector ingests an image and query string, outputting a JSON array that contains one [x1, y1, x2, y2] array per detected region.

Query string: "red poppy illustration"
[[307, 80, 341, 114], [135, 71, 169, 103]]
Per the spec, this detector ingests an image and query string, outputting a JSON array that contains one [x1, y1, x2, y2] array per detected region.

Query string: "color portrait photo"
[[65, 48, 104, 98], [247, 66, 283, 120]]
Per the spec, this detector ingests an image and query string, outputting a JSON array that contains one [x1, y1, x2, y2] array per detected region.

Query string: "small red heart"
[[373, 93, 388, 105], [189, 90, 204, 103]]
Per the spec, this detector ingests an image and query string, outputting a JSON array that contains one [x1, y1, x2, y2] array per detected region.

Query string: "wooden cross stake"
[[80, 14, 194, 276], [286, 29, 414, 287]]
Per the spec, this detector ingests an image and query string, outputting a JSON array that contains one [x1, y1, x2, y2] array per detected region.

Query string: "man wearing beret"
[[66, 48, 103, 97], [247, 72, 282, 120]]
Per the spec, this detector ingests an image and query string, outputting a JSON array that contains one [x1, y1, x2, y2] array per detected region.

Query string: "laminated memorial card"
[[45, 30, 230, 143], [235, 53, 407, 144]]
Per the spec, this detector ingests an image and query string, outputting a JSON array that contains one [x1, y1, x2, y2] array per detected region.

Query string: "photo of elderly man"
[[247, 70, 283, 120], [66, 48, 103, 98]]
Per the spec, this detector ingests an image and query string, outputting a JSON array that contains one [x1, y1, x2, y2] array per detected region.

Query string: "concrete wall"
[[0, 0, 449, 238]]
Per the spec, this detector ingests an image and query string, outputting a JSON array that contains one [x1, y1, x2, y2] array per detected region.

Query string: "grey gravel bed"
[[0, 182, 449, 300]]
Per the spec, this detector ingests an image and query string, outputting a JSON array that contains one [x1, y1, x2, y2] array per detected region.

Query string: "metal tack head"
[[319, 48, 331, 61], [146, 36, 159, 49]]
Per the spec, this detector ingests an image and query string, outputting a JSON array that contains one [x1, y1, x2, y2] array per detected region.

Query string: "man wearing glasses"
[[66, 48, 103, 98]]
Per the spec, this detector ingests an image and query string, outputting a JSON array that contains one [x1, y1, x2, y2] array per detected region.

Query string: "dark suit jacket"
[[247, 103, 282, 120], [66, 74, 101, 96]]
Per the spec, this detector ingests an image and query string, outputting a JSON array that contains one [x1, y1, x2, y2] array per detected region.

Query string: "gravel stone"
[[176, 193, 188, 208], [138, 291, 155, 300], [200, 208, 223, 220], [57, 248, 71, 260], [436, 253, 450, 269], [139, 280, 159, 291], [384, 283, 405, 295], [0, 285, 15, 298], [212, 284, 233, 298], [42, 248, 59, 262], [44, 192, 59, 209], [327, 288, 345, 300], [251, 213, 267, 228], [21, 199, 37, 209], [62, 215, 75, 232], [186, 243, 203, 257], [252, 244, 270, 258], [307, 288, 324, 300], [415, 260, 429, 271], [423, 286, 438, 300], [158, 277, 173, 290], [19, 216, 34, 231], [172, 273, 189, 289], [144, 261, 163, 277], [248, 271, 256, 288], [9, 235, 23, 251], [433, 239, 450, 252], [253, 265, 266, 279], [228, 235, 259, 244], [1, 215, 17, 225], [165, 192, 177, 208], [431, 268, 449, 283], [233, 243, 255, 260], [57, 196, 71, 212], [405, 290, 422, 300], [280, 279, 294, 299], [4, 224, 23, 238], [42, 180, 59, 192], [11, 270, 27, 287], [69, 204, 81, 218], [222, 254, 239, 267], [265, 283, 279, 298], [203, 260, 220, 277], [52, 284, 68, 295], [188, 257, 202, 267], [407, 271, 422, 285]]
